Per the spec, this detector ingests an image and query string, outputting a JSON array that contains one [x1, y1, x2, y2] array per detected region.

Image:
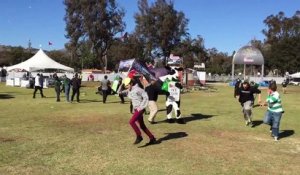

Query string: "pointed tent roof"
[[7, 49, 74, 72]]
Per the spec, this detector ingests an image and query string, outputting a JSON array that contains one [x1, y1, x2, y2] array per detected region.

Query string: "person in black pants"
[[101, 75, 110, 103], [53, 75, 62, 102], [71, 73, 81, 103], [117, 77, 125, 103], [33, 73, 45, 98]]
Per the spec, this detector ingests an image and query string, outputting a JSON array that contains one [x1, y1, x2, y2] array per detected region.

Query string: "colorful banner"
[[131, 60, 158, 82], [111, 76, 120, 92], [118, 59, 135, 72], [167, 54, 183, 65]]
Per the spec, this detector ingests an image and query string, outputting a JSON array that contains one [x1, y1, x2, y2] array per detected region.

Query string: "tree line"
[[0, 0, 299, 76]]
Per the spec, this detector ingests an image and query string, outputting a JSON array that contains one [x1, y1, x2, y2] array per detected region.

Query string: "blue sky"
[[0, 0, 299, 54]]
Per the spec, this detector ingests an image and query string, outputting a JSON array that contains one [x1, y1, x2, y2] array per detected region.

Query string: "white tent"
[[7, 49, 74, 72], [290, 72, 300, 78]]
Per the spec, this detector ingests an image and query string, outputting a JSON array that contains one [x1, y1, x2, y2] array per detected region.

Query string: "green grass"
[[0, 82, 299, 175]]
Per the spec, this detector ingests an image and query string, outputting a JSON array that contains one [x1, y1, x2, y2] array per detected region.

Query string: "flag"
[[120, 32, 128, 41], [48, 41, 53, 45], [131, 60, 158, 82]]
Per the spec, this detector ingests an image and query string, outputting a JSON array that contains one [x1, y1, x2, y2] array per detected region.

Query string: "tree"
[[9, 47, 33, 65], [108, 33, 145, 71], [64, 0, 84, 68], [172, 35, 208, 68], [206, 48, 231, 74], [64, 0, 125, 71], [135, 0, 189, 64], [262, 11, 300, 74], [48, 50, 72, 67]]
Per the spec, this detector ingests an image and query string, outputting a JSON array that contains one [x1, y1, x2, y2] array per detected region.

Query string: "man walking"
[[101, 75, 111, 103], [33, 73, 45, 98], [145, 80, 159, 124], [71, 73, 81, 103], [236, 81, 261, 127]]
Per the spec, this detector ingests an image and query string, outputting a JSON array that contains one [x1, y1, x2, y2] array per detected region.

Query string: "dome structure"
[[231, 45, 265, 80], [233, 46, 264, 65]]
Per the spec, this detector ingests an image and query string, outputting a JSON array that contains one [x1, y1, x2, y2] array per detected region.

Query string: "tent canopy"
[[7, 49, 74, 72], [290, 72, 300, 78]]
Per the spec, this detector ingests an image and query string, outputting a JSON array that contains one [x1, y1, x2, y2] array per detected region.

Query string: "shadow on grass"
[[0, 93, 15, 99], [79, 99, 101, 103], [157, 109, 166, 112], [253, 104, 261, 108], [154, 113, 216, 124], [279, 130, 294, 139], [184, 113, 216, 123], [0, 137, 16, 142], [104, 101, 126, 104], [251, 120, 263, 128], [138, 132, 188, 148]]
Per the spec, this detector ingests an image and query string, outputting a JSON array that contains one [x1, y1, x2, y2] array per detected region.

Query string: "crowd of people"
[[31, 71, 187, 145], [30, 71, 285, 144]]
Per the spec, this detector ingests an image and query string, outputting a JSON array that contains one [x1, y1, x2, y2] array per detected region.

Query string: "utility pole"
[[28, 39, 32, 54]]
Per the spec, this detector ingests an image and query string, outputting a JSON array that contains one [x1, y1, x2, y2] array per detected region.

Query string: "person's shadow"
[[279, 130, 295, 139], [138, 132, 188, 148], [0, 93, 15, 99], [184, 113, 216, 123], [253, 104, 261, 108], [251, 120, 263, 128]]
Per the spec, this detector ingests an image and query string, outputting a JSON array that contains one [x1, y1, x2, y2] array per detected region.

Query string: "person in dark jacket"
[[62, 75, 71, 102], [117, 77, 125, 104], [53, 75, 62, 102], [145, 80, 160, 124], [71, 73, 81, 103], [281, 79, 288, 94], [236, 81, 262, 127], [234, 78, 241, 98]]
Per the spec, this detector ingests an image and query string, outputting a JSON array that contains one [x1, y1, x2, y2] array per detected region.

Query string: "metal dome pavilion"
[[231, 45, 265, 80]]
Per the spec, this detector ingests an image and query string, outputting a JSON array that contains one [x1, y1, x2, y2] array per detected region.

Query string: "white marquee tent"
[[290, 72, 300, 78], [7, 49, 74, 72]]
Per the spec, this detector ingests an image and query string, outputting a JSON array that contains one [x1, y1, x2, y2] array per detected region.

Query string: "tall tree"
[[262, 11, 300, 74], [64, 0, 125, 71], [108, 33, 145, 70], [64, 0, 84, 69], [135, 0, 188, 64], [172, 35, 208, 68], [205, 48, 231, 74]]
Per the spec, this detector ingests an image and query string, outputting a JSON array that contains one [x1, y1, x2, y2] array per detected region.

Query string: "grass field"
[[0, 82, 299, 175]]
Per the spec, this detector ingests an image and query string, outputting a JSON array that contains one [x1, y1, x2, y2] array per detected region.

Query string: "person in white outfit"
[[33, 73, 45, 98]]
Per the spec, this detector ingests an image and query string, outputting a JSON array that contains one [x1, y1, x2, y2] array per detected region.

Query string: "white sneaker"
[[274, 137, 279, 141]]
